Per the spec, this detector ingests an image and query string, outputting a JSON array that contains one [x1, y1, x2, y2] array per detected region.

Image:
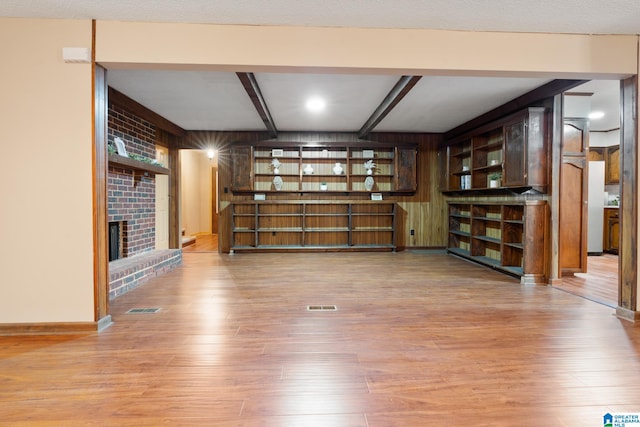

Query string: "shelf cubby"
[[231, 201, 396, 252], [447, 200, 548, 284]]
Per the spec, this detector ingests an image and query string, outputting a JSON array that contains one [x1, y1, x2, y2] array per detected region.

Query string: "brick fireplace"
[[106, 99, 181, 299], [107, 104, 157, 257]]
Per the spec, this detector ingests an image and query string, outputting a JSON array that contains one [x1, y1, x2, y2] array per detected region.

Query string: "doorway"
[[180, 149, 219, 252], [554, 80, 621, 307]]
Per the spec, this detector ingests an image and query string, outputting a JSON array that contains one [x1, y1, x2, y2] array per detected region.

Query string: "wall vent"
[[126, 308, 160, 314], [307, 305, 337, 311]]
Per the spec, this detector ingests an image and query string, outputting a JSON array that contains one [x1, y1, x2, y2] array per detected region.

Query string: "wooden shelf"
[[230, 142, 417, 194], [443, 107, 549, 193], [231, 201, 396, 252], [447, 200, 548, 284], [108, 153, 169, 175]]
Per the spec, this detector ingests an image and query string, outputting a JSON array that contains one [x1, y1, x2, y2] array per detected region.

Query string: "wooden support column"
[[168, 143, 181, 249], [92, 22, 111, 330], [549, 94, 563, 285], [617, 76, 639, 321]]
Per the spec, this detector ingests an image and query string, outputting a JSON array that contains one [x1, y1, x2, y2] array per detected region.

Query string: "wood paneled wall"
[[190, 131, 446, 252]]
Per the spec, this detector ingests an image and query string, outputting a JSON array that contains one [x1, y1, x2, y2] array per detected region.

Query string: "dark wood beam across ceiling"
[[236, 72, 278, 138], [444, 79, 589, 140], [358, 75, 422, 139]]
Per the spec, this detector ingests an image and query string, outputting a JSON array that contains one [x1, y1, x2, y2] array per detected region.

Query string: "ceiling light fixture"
[[306, 97, 326, 113], [589, 111, 605, 120], [207, 149, 215, 159]]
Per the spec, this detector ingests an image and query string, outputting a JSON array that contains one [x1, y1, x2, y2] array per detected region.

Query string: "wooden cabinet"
[[588, 145, 620, 184], [447, 200, 548, 284], [603, 207, 620, 254], [443, 107, 549, 193], [231, 143, 417, 194], [231, 201, 396, 252], [606, 145, 620, 184]]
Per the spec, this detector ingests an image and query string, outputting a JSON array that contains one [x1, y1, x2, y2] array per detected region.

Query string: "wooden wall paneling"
[[393, 136, 447, 250], [618, 77, 638, 321], [208, 131, 444, 252]]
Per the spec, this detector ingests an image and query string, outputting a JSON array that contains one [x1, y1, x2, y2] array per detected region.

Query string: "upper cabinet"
[[588, 145, 620, 185], [443, 107, 549, 194], [231, 142, 417, 194]]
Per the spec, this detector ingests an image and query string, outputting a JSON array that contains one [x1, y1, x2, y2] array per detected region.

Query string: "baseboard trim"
[[616, 307, 640, 323], [0, 316, 112, 336]]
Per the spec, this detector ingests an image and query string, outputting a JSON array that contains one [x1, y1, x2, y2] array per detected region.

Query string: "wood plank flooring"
[[182, 233, 219, 252], [1, 251, 639, 426], [554, 254, 619, 308]]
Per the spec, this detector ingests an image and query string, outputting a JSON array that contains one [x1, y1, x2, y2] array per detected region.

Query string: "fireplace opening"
[[108, 221, 126, 261]]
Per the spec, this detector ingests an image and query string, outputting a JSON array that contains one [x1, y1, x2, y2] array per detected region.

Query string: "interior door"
[[559, 118, 589, 275]]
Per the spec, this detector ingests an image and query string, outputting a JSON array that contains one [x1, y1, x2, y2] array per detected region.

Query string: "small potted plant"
[[489, 172, 502, 188]]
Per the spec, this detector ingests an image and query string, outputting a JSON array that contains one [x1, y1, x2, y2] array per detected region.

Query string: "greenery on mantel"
[[107, 143, 163, 167]]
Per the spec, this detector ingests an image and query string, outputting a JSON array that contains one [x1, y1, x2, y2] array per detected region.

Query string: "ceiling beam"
[[444, 79, 589, 140], [236, 72, 278, 138], [358, 75, 422, 139], [109, 87, 186, 137]]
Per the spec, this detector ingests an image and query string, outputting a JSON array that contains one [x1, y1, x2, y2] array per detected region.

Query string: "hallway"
[[1, 251, 638, 425]]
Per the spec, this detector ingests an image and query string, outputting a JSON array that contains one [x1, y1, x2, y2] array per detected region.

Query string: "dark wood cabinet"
[[230, 142, 417, 194], [447, 200, 548, 284], [606, 145, 620, 184], [589, 145, 620, 184], [230, 146, 253, 192], [443, 107, 549, 193], [604, 207, 620, 254]]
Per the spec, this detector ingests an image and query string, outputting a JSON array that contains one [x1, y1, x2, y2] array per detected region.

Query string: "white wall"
[[590, 130, 620, 147], [180, 150, 213, 236], [0, 18, 95, 323]]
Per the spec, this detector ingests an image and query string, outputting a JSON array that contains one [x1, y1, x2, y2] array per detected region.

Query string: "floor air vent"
[[307, 305, 337, 311], [126, 308, 161, 314]]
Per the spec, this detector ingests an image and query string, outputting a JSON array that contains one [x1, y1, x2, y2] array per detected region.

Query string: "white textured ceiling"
[[2, 1, 629, 133], [3, 0, 640, 34]]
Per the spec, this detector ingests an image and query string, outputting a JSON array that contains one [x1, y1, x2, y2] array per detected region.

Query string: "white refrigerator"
[[587, 161, 605, 254]]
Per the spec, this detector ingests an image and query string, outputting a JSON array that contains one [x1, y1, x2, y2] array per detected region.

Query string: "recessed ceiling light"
[[306, 97, 326, 113], [589, 111, 605, 120]]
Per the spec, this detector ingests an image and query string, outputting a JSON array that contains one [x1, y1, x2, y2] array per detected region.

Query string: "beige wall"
[[96, 22, 637, 78], [0, 18, 95, 323], [180, 150, 213, 236]]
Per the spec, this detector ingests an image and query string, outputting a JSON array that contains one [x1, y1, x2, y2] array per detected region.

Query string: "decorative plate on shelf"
[[364, 176, 375, 191]]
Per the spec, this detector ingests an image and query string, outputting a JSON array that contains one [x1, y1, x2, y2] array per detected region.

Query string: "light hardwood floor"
[[1, 251, 638, 426], [554, 254, 619, 308], [182, 233, 219, 252]]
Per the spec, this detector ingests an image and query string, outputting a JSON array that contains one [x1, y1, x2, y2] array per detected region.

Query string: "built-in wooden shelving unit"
[[231, 201, 396, 252], [231, 142, 417, 194], [443, 107, 549, 194], [447, 200, 548, 284]]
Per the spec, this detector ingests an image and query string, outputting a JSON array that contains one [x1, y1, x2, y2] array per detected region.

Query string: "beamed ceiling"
[[2, 1, 632, 135]]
